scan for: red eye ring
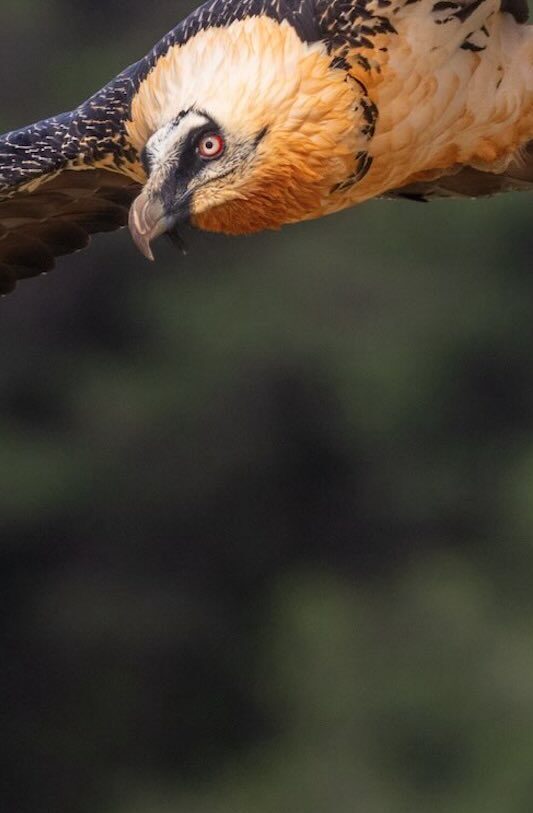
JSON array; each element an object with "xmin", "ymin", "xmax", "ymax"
[{"xmin": 197, "ymin": 133, "xmax": 225, "ymax": 160}]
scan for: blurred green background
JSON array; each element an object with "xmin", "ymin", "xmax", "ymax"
[{"xmin": 1, "ymin": 2, "xmax": 533, "ymax": 812}]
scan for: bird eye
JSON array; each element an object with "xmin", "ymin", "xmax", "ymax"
[{"xmin": 197, "ymin": 133, "xmax": 225, "ymax": 160}]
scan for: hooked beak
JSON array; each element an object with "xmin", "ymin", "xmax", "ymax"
[{"xmin": 128, "ymin": 190, "xmax": 176, "ymax": 262}]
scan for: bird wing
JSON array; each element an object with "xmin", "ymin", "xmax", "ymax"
[
  {"xmin": 0, "ymin": 69, "xmax": 147, "ymax": 294},
  {"xmin": 390, "ymin": 141, "xmax": 533, "ymax": 201}
]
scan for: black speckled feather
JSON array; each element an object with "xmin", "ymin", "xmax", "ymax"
[{"xmin": 0, "ymin": 69, "xmax": 146, "ymax": 293}]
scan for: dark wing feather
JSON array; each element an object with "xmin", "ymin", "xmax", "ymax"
[
  {"xmin": 0, "ymin": 169, "xmax": 141, "ymax": 294},
  {"xmin": 0, "ymin": 64, "xmax": 146, "ymax": 294},
  {"xmin": 390, "ymin": 142, "xmax": 533, "ymax": 202}
]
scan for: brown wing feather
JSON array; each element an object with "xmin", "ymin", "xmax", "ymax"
[
  {"xmin": 0, "ymin": 170, "xmax": 140, "ymax": 294},
  {"xmin": 391, "ymin": 141, "xmax": 533, "ymax": 201}
]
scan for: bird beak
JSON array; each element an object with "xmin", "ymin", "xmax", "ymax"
[{"xmin": 128, "ymin": 190, "xmax": 175, "ymax": 262}]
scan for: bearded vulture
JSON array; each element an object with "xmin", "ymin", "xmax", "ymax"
[{"xmin": 0, "ymin": 0, "xmax": 531, "ymax": 293}]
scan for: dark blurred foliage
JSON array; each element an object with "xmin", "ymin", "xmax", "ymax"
[{"xmin": 2, "ymin": 3, "xmax": 533, "ymax": 812}]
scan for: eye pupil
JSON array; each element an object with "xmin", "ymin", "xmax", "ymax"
[{"xmin": 198, "ymin": 133, "xmax": 224, "ymax": 159}]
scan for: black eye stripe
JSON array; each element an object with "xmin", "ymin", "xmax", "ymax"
[
  {"xmin": 187, "ymin": 123, "xmax": 220, "ymax": 151},
  {"xmin": 170, "ymin": 120, "xmax": 223, "ymax": 183},
  {"xmin": 140, "ymin": 145, "xmax": 152, "ymax": 174}
]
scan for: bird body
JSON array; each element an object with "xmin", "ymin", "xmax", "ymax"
[{"xmin": 0, "ymin": 0, "xmax": 531, "ymax": 292}]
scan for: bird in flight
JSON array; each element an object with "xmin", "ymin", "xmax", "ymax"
[{"xmin": 0, "ymin": 0, "xmax": 531, "ymax": 293}]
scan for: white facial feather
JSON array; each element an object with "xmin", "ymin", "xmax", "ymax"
[{"xmin": 144, "ymin": 112, "xmax": 211, "ymax": 166}]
